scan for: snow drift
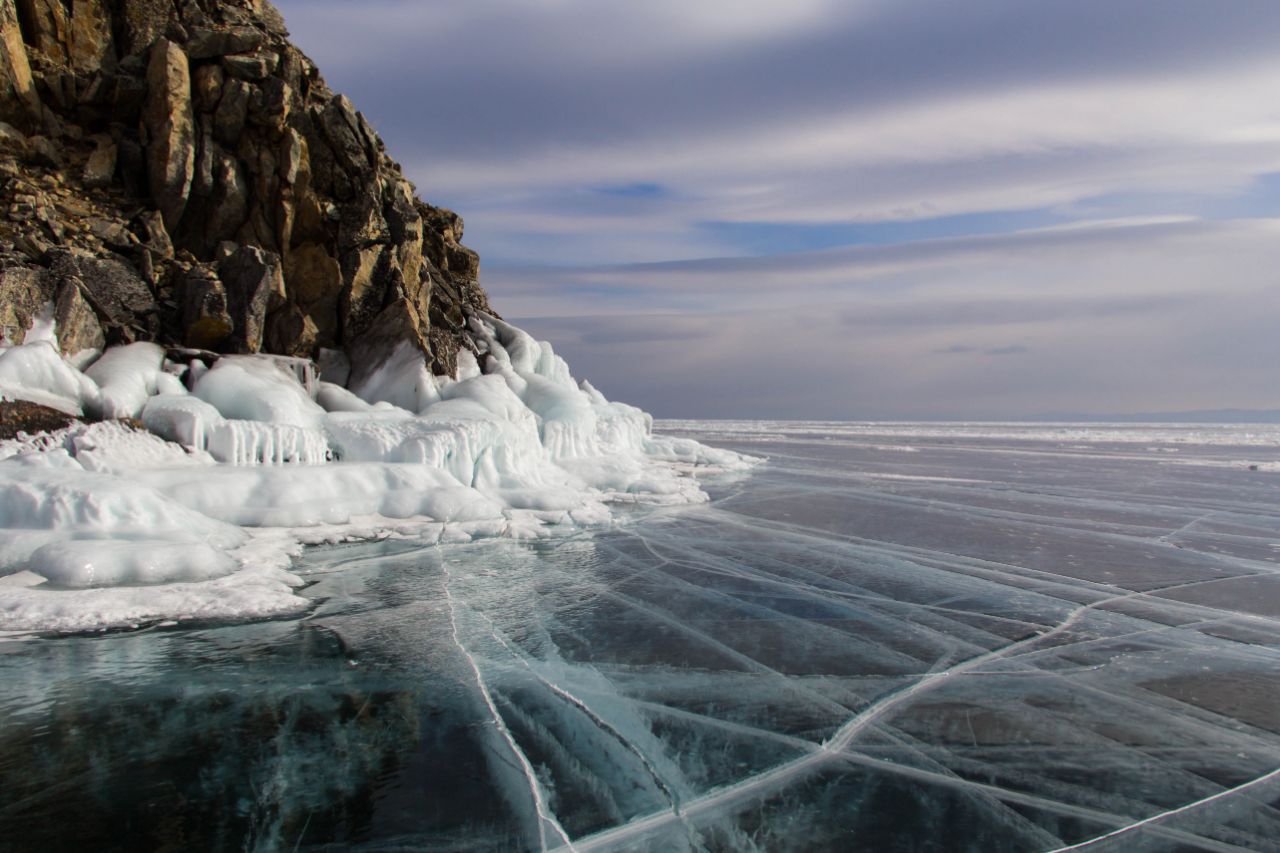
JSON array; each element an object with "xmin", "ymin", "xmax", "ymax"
[{"xmin": 0, "ymin": 312, "xmax": 755, "ymax": 633}]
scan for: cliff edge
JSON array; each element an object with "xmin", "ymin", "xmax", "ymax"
[{"xmin": 0, "ymin": 0, "xmax": 491, "ymax": 384}]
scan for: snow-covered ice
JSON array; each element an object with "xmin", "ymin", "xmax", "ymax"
[{"xmin": 0, "ymin": 311, "xmax": 754, "ymax": 633}]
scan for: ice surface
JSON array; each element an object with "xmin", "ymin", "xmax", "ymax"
[
  {"xmin": 1, "ymin": 424, "xmax": 1277, "ymax": 850},
  {"xmin": 85, "ymin": 341, "xmax": 170, "ymax": 419},
  {"xmin": 0, "ymin": 314, "xmax": 754, "ymax": 632}
]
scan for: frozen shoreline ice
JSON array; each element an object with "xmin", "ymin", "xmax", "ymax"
[{"xmin": 0, "ymin": 313, "xmax": 756, "ymax": 634}]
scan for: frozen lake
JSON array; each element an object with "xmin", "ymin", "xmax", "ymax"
[{"xmin": 3, "ymin": 421, "xmax": 1280, "ymax": 851}]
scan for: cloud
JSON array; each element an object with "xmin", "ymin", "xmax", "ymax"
[
  {"xmin": 269, "ymin": 2, "xmax": 1280, "ymax": 417},
  {"xmin": 275, "ymin": 0, "xmax": 1280, "ymax": 264},
  {"xmin": 508, "ymin": 219, "xmax": 1280, "ymax": 418}
]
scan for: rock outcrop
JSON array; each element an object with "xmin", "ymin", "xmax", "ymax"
[{"xmin": 0, "ymin": 0, "xmax": 491, "ymax": 380}]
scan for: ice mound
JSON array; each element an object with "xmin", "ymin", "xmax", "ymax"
[{"xmin": 0, "ymin": 310, "xmax": 757, "ymax": 633}]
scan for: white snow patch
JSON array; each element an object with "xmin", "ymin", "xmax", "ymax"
[{"xmin": 0, "ymin": 313, "xmax": 758, "ymax": 633}]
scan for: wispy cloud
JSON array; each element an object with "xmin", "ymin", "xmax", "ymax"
[{"xmin": 273, "ymin": 1, "xmax": 1280, "ymax": 416}]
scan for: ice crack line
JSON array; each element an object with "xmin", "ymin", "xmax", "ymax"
[
  {"xmin": 564, "ymin": 584, "xmax": 1196, "ymax": 852},
  {"xmin": 477, "ymin": 613, "xmax": 686, "ymax": 818},
  {"xmin": 1043, "ymin": 766, "xmax": 1280, "ymax": 852},
  {"xmin": 441, "ymin": 562, "xmax": 577, "ymax": 852}
]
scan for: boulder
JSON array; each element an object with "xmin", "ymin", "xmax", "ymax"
[
  {"xmin": 176, "ymin": 267, "xmax": 232, "ymax": 349},
  {"xmin": 218, "ymin": 245, "xmax": 284, "ymax": 352},
  {"xmin": 48, "ymin": 249, "xmax": 156, "ymax": 341},
  {"xmin": 142, "ymin": 38, "xmax": 195, "ymax": 232},
  {"xmin": 346, "ymin": 297, "xmax": 428, "ymax": 391},
  {"xmin": 213, "ymin": 78, "xmax": 250, "ymax": 146},
  {"xmin": 1, "ymin": 3, "xmax": 42, "ymax": 129},
  {"xmin": 82, "ymin": 134, "xmax": 117, "ymax": 187},
  {"xmin": 0, "ymin": 266, "xmax": 56, "ymax": 343},
  {"xmin": 53, "ymin": 277, "xmax": 106, "ymax": 356},
  {"xmin": 66, "ymin": 0, "xmax": 115, "ymax": 74}
]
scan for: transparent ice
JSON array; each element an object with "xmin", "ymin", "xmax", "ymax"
[{"xmin": 2, "ymin": 421, "xmax": 1279, "ymax": 851}]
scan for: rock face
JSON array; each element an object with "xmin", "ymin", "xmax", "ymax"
[{"xmin": 0, "ymin": 0, "xmax": 492, "ymax": 376}]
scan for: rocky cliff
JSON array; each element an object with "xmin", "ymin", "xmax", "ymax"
[{"xmin": 0, "ymin": 0, "xmax": 492, "ymax": 384}]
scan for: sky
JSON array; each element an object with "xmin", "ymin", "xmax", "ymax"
[{"xmin": 273, "ymin": 0, "xmax": 1280, "ymax": 419}]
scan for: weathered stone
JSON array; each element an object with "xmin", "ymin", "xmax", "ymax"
[
  {"xmin": 218, "ymin": 245, "xmax": 284, "ymax": 352},
  {"xmin": 53, "ymin": 277, "xmax": 105, "ymax": 356},
  {"xmin": 176, "ymin": 267, "xmax": 232, "ymax": 349},
  {"xmin": 28, "ymin": 134, "xmax": 62, "ymax": 168},
  {"xmin": 0, "ymin": 265, "xmax": 55, "ymax": 343},
  {"xmin": 340, "ymin": 243, "xmax": 388, "ymax": 340},
  {"xmin": 2, "ymin": 0, "xmax": 492, "ymax": 382},
  {"xmin": 133, "ymin": 209, "xmax": 174, "ymax": 260},
  {"xmin": 249, "ymin": 76, "xmax": 289, "ymax": 135},
  {"xmin": 143, "ymin": 38, "xmax": 195, "ymax": 232},
  {"xmin": 0, "ymin": 400, "xmax": 81, "ymax": 440},
  {"xmin": 213, "ymin": 77, "xmax": 250, "ymax": 147},
  {"xmin": 253, "ymin": 0, "xmax": 289, "ymax": 37},
  {"xmin": 192, "ymin": 117, "xmax": 215, "ymax": 196},
  {"xmin": 278, "ymin": 127, "xmax": 305, "ymax": 185},
  {"xmin": 14, "ymin": 0, "xmax": 69, "ymax": 65},
  {"xmin": 66, "ymin": 0, "xmax": 115, "ymax": 74},
  {"xmin": 317, "ymin": 95, "xmax": 368, "ymax": 174},
  {"xmin": 0, "ymin": 120, "xmax": 28, "ymax": 155},
  {"xmin": 223, "ymin": 51, "xmax": 278, "ymax": 81},
  {"xmin": 192, "ymin": 63, "xmax": 224, "ymax": 112},
  {"xmin": 87, "ymin": 217, "xmax": 136, "ymax": 251},
  {"xmin": 116, "ymin": 0, "xmax": 173, "ymax": 57},
  {"xmin": 82, "ymin": 134, "xmax": 117, "ymax": 187},
  {"xmin": 346, "ymin": 297, "xmax": 428, "ymax": 390},
  {"xmin": 265, "ymin": 303, "xmax": 319, "ymax": 356},
  {"xmin": 205, "ymin": 148, "xmax": 248, "ymax": 245},
  {"xmin": 0, "ymin": 27, "xmax": 35, "ymax": 123},
  {"xmin": 186, "ymin": 26, "xmax": 265, "ymax": 61},
  {"xmin": 48, "ymin": 248, "xmax": 156, "ymax": 340}
]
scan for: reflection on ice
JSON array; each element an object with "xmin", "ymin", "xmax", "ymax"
[{"xmin": 2, "ymin": 423, "xmax": 1280, "ymax": 850}]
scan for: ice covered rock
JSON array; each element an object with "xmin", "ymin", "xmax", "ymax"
[{"xmin": 0, "ymin": 312, "xmax": 759, "ymax": 633}]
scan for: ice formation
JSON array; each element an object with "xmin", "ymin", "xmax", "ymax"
[{"xmin": 0, "ymin": 311, "xmax": 754, "ymax": 634}]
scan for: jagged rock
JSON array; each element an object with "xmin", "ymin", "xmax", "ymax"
[
  {"xmin": 28, "ymin": 134, "xmax": 62, "ymax": 168},
  {"xmin": 0, "ymin": 120, "xmax": 28, "ymax": 155},
  {"xmin": 186, "ymin": 26, "xmax": 264, "ymax": 61},
  {"xmin": 116, "ymin": 0, "xmax": 174, "ymax": 57},
  {"xmin": 317, "ymin": 95, "xmax": 369, "ymax": 175},
  {"xmin": 285, "ymin": 242, "xmax": 342, "ymax": 309},
  {"xmin": 249, "ymin": 76, "xmax": 290, "ymax": 136},
  {"xmin": 47, "ymin": 249, "xmax": 156, "ymax": 342},
  {"xmin": 265, "ymin": 302, "xmax": 318, "ymax": 356},
  {"xmin": 1, "ymin": 2, "xmax": 43, "ymax": 129},
  {"xmin": 223, "ymin": 51, "xmax": 278, "ymax": 81},
  {"xmin": 192, "ymin": 63, "xmax": 224, "ymax": 113},
  {"xmin": 218, "ymin": 245, "xmax": 284, "ymax": 352},
  {"xmin": 53, "ymin": 277, "xmax": 105, "ymax": 356},
  {"xmin": 205, "ymin": 147, "xmax": 248, "ymax": 245},
  {"xmin": 347, "ymin": 297, "xmax": 428, "ymax": 390},
  {"xmin": 176, "ymin": 266, "xmax": 232, "ymax": 349},
  {"xmin": 0, "ymin": 265, "xmax": 55, "ymax": 343},
  {"xmin": 82, "ymin": 134, "xmax": 116, "ymax": 187},
  {"xmin": 2, "ymin": 0, "xmax": 491, "ymax": 380},
  {"xmin": 142, "ymin": 38, "xmax": 194, "ymax": 232},
  {"xmin": 213, "ymin": 77, "xmax": 249, "ymax": 146},
  {"xmin": 65, "ymin": 0, "xmax": 115, "ymax": 74},
  {"xmin": 0, "ymin": 400, "xmax": 80, "ymax": 440}
]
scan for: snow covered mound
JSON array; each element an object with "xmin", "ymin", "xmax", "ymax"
[{"xmin": 0, "ymin": 311, "xmax": 757, "ymax": 634}]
